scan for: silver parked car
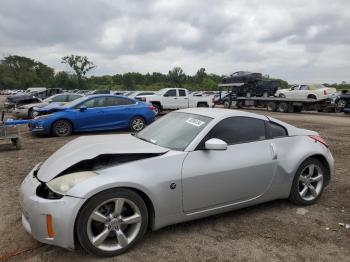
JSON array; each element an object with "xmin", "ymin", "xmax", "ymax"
[
  {"xmin": 13, "ymin": 93, "xmax": 83, "ymax": 119},
  {"xmin": 20, "ymin": 108, "xmax": 334, "ymax": 257}
]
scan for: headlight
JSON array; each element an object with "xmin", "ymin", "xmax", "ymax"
[
  {"xmin": 34, "ymin": 114, "xmax": 52, "ymax": 120},
  {"xmin": 46, "ymin": 171, "xmax": 97, "ymax": 195}
]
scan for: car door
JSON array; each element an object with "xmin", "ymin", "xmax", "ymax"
[
  {"xmin": 298, "ymin": 85, "xmax": 310, "ymax": 99},
  {"xmin": 162, "ymin": 89, "xmax": 178, "ymax": 109},
  {"xmin": 100, "ymin": 96, "xmax": 136, "ymax": 129},
  {"xmin": 72, "ymin": 97, "xmax": 109, "ymax": 131},
  {"xmin": 177, "ymin": 89, "xmax": 189, "ymax": 108},
  {"xmin": 182, "ymin": 116, "xmax": 277, "ymax": 213}
]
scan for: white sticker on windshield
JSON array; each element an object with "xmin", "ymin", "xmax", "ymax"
[{"xmin": 185, "ymin": 118, "xmax": 205, "ymax": 127}]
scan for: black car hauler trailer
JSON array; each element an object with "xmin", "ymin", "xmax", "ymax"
[{"xmin": 215, "ymin": 83, "xmax": 335, "ymax": 113}]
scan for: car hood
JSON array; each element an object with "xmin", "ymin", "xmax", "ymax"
[
  {"xmin": 22, "ymin": 102, "xmax": 48, "ymax": 108},
  {"xmin": 37, "ymin": 134, "xmax": 169, "ymax": 182},
  {"xmin": 35, "ymin": 102, "xmax": 67, "ymax": 112}
]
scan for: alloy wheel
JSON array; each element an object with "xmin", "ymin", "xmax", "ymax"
[
  {"xmin": 131, "ymin": 118, "xmax": 145, "ymax": 132},
  {"xmin": 54, "ymin": 120, "xmax": 71, "ymax": 136},
  {"xmin": 298, "ymin": 164, "xmax": 324, "ymax": 201},
  {"xmin": 87, "ymin": 198, "xmax": 142, "ymax": 252}
]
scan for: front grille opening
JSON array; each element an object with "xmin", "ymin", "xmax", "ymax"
[{"xmin": 36, "ymin": 183, "xmax": 63, "ymax": 199}]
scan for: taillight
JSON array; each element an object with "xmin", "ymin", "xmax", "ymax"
[
  {"xmin": 324, "ymin": 90, "xmax": 328, "ymax": 95},
  {"xmin": 149, "ymin": 105, "xmax": 155, "ymax": 111},
  {"xmin": 309, "ymin": 135, "xmax": 328, "ymax": 148}
]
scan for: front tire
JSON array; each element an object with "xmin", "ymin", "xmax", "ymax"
[
  {"xmin": 51, "ymin": 119, "xmax": 73, "ymax": 137},
  {"xmin": 76, "ymin": 189, "xmax": 148, "ymax": 257},
  {"xmin": 289, "ymin": 158, "xmax": 326, "ymax": 205}
]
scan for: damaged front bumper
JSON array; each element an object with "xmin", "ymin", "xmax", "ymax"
[{"xmin": 19, "ymin": 164, "xmax": 86, "ymax": 250}]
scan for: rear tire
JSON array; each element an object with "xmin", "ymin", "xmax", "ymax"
[
  {"xmin": 266, "ymin": 102, "xmax": 277, "ymax": 112},
  {"xmin": 224, "ymin": 100, "xmax": 231, "ymax": 108},
  {"xmin": 337, "ymin": 99, "xmax": 346, "ymax": 108},
  {"xmin": 197, "ymin": 102, "xmax": 207, "ymax": 107},
  {"xmin": 307, "ymin": 94, "xmax": 317, "ymax": 100},
  {"xmin": 129, "ymin": 116, "xmax": 146, "ymax": 132},
  {"xmin": 277, "ymin": 102, "xmax": 289, "ymax": 113},
  {"xmin": 289, "ymin": 158, "xmax": 326, "ymax": 205},
  {"xmin": 152, "ymin": 103, "xmax": 161, "ymax": 116},
  {"xmin": 52, "ymin": 119, "xmax": 73, "ymax": 137}
]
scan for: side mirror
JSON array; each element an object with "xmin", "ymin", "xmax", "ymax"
[
  {"xmin": 79, "ymin": 105, "xmax": 87, "ymax": 112},
  {"xmin": 205, "ymin": 138, "xmax": 227, "ymax": 150}
]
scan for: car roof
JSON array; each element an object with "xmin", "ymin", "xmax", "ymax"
[{"xmin": 176, "ymin": 108, "xmax": 268, "ymax": 121}]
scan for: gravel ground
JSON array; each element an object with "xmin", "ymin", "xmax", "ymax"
[{"xmin": 0, "ymin": 99, "xmax": 349, "ymax": 261}]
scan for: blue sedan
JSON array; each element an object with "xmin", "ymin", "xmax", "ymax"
[{"xmin": 29, "ymin": 95, "xmax": 155, "ymax": 136}]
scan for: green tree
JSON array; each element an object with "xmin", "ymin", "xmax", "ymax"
[
  {"xmin": 195, "ymin": 67, "xmax": 207, "ymax": 83},
  {"xmin": 61, "ymin": 55, "xmax": 95, "ymax": 88},
  {"xmin": 0, "ymin": 55, "xmax": 54, "ymax": 89},
  {"xmin": 167, "ymin": 67, "xmax": 186, "ymax": 87}
]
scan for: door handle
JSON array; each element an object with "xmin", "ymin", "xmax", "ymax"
[
  {"xmin": 173, "ymin": 97, "xmax": 178, "ymax": 99},
  {"xmin": 270, "ymin": 143, "xmax": 278, "ymax": 160}
]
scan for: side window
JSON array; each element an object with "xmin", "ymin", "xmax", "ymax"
[
  {"xmin": 268, "ymin": 122, "xmax": 288, "ymax": 138},
  {"xmin": 164, "ymin": 89, "xmax": 177, "ymax": 97},
  {"xmin": 300, "ymin": 85, "xmax": 309, "ymax": 90},
  {"xmin": 51, "ymin": 95, "xmax": 66, "ymax": 102},
  {"xmin": 82, "ymin": 97, "xmax": 107, "ymax": 108},
  {"xmin": 67, "ymin": 95, "xmax": 82, "ymax": 101},
  {"xmin": 106, "ymin": 97, "xmax": 135, "ymax": 106},
  {"xmin": 203, "ymin": 117, "xmax": 266, "ymax": 146},
  {"xmin": 138, "ymin": 92, "xmax": 154, "ymax": 96},
  {"xmin": 179, "ymin": 89, "xmax": 187, "ymax": 97}
]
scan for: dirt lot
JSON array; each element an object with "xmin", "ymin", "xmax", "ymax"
[{"xmin": 0, "ymin": 101, "xmax": 349, "ymax": 261}]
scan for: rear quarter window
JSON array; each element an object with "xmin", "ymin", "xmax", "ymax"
[{"xmin": 268, "ymin": 122, "xmax": 288, "ymax": 138}]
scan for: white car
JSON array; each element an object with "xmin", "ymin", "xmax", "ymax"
[
  {"xmin": 137, "ymin": 88, "xmax": 214, "ymax": 115},
  {"xmin": 275, "ymin": 84, "xmax": 337, "ymax": 100}
]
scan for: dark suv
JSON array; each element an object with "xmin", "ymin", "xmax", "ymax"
[{"xmin": 222, "ymin": 71, "xmax": 262, "ymax": 84}]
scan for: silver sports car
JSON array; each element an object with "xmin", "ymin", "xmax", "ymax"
[{"xmin": 20, "ymin": 108, "xmax": 334, "ymax": 257}]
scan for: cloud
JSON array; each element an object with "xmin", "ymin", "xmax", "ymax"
[{"xmin": 0, "ymin": 0, "xmax": 349, "ymax": 83}]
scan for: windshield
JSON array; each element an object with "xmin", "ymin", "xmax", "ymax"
[
  {"xmin": 136, "ymin": 112, "xmax": 212, "ymax": 151},
  {"xmin": 64, "ymin": 96, "xmax": 87, "ymax": 108},
  {"xmin": 155, "ymin": 88, "xmax": 168, "ymax": 95}
]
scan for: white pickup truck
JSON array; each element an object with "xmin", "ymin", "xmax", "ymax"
[{"xmin": 136, "ymin": 88, "xmax": 214, "ymax": 115}]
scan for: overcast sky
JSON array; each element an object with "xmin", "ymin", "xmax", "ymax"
[{"xmin": 0, "ymin": 0, "xmax": 349, "ymax": 83}]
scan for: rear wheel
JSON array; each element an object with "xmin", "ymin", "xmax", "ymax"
[
  {"xmin": 337, "ymin": 99, "xmax": 346, "ymax": 108},
  {"xmin": 266, "ymin": 102, "xmax": 277, "ymax": 112},
  {"xmin": 224, "ymin": 100, "xmax": 231, "ymax": 108},
  {"xmin": 76, "ymin": 189, "xmax": 148, "ymax": 257},
  {"xmin": 152, "ymin": 103, "xmax": 161, "ymax": 116},
  {"xmin": 307, "ymin": 94, "xmax": 317, "ymax": 100},
  {"xmin": 197, "ymin": 102, "xmax": 207, "ymax": 107},
  {"xmin": 277, "ymin": 102, "xmax": 289, "ymax": 113},
  {"xmin": 289, "ymin": 158, "xmax": 326, "ymax": 205},
  {"xmin": 129, "ymin": 117, "xmax": 146, "ymax": 132},
  {"xmin": 52, "ymin": 119, "xmax": 72, "ymax": 137}
]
